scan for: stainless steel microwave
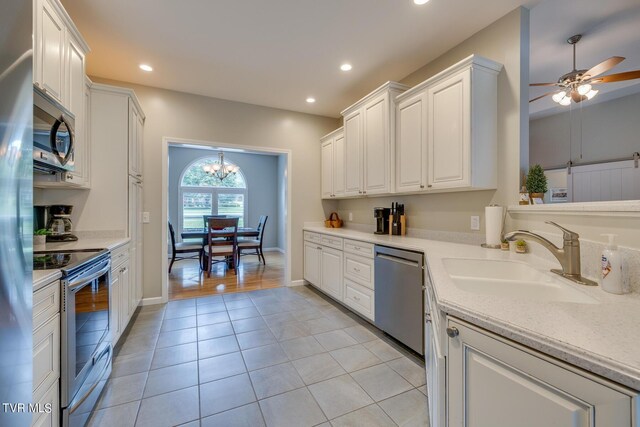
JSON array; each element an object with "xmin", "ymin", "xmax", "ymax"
[{"xmin": 33, "ymin": 86, "xmax": 75, "ymax": 173}]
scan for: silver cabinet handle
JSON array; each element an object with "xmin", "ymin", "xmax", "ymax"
[
  {"xmin": 425, "ymin": 313, "xmax": 431, "ymax": 322},
  {"xmin": 66, "ymin": 173, "xmax": 73, "ymax": 179},
  {"xmin": 353, "ymin": 246, "xmax": 360, "ymax": 250},
  {"xmin": 353, "ymin": 296, "xmax": 360, "ymax": 301},
  {"xmin": 427, "ymin": 184, "xmax": 433, "ymax": 188},
  {"xmin": 316, "ymin": 246, "xmax": 322, "ymax": 250},
  {"xmin": 420, "ymin": 184, "xmax": 425, "ymax": 189},
  {"xmin": 353, "ymin": 267, "xmax": 361, "ymax": 272},
  {"xmin": 446, "ymin": 327, "xmax": 459, "ymax": 338}
]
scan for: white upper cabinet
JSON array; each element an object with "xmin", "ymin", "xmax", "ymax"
[
  {"xmin": 320, "ymin": 128, "xmax": 344, "ymax": 199},
  {"xmin": 341, "ymin": 82, "xmax": 408, "ymax": 197},
  {"xmin": 64, "ymin": 35, "xmax": 88, "ymax": 186},
  {"xmin": 128, "ymin": 99, "xmax": 145, "ymax": 179},
  {"xmin": 395, "ymin": 55, "xmax": 502, "ymax": 193},
  {"xmin": 35, "ymin": 0, "xmax": 65, "ymax": 103},
  {"xmin": 396, "ymin": 92, "xmax": 426, "ymax": 192}
]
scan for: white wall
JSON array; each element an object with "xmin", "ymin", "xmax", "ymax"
[
  {"xmin": 336, "ymin": 8, "xmax": 530, "ymax": 236},
  {"xmin": 277, "ymin": 154, "xmax": 287, "ymax": 250},
  {"xmin": 168, "ymin": 146, "xmax": 281, "ymax": 248},
  {"xmin": 531, "ymin": 92, "xmax": 640, "ymax": 169}
]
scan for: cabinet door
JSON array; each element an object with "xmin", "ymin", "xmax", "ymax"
[
  {"xmin": 37, "ymin": 0, "xmax": 65, "ymax": 103},
  {"xmin": 128, "ymin": 100, "xmax": 140, "ymax": 177},
  {"xmin": 128, "ymin": 247, "xmax": 138, "ymax": 316},
  {"xmin": 303, "ymin": 242, "xmax": 321, "ymax": 286},
  {"xmin": 119, "ymin": 261, "xmax": 131, "ymax": 333},
  {"xmin": 427, "ymin": 69, "xmax": 470, "ymax": 189},
  {"xmin": 447, "ymin": 318, "xmax": 632, "ymax": 427},
  {"xmin": 136, "ymin": 115, "xmax": 144, "ymax": 178},
  {"xmin": 320, "ymin": 246, "xmax": 342, "ymax": 301},
  {"xmin": 344, "ymin": 110, "xmax": 363, "ymax": 196},
  {"xmin": 110, "ymin": 269, "xmax": 121, "ymax": 344},
  {"xmin": 396, "ymin": 93, "xmax": 426, "ymax": 192},
  {"xmin": 32, "ymin": 379, "xmax": 59, "ymax": 427},
  {"xmin": 321, "ymin": 139, "xmax": 333, "ymax": 199},
  {"xmin": 32, "ymin": 314, "xmax": 60, "ymax": 399},
  {"xmin": 136, "ymin": 183, "xmax": 143, "ymax": 306},
  {"xmin": 363, "ymin": 94, "xmax": 389, "ymax": 194},
  {"xmin": 425, "ymin": 316, "xmax": 445, "ymax": 427},
  {"xmin": 66, "ymin": 36, "xmax": 86, "ymax": 185},
  {"xmin": 333, "ymin": 132, "xmax": 345, "ymax": 197}
]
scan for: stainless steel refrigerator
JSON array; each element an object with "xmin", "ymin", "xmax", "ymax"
[{"xmin": 0, "ymin": 1, "xmax": 33, "ymax": 426}]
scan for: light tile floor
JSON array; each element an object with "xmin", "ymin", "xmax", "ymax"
[{"xmin": 88, "ymin": 285, "xmax": 429, "ymax": 427}]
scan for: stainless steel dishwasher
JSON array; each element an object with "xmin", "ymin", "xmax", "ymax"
[{"xmin": 374, "ymin": 245, "xmax": 424, "ymax": 355}]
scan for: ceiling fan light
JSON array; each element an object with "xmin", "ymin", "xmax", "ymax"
[
  {"xmin": 559, "ymin": 96, "xmax": 571, "ymax": 106},
  {"xmin": 585, "ymin": 89, "xmax": 598, "ymax": 100},
  {"xmin": 577, "ymin": 84, "xmax": 592, "ymax": 96},
  {"xmin": 552, "ymin": 91, "xmax": 567, "ymax": 103}
]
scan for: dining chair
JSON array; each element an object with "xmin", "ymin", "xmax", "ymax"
[
  {"xmin": 238, "ymin": 215, "xmax": 268, "ymax": 265},
  {"xmin": 168, "ymin": 222, "xmax": 203, "ymax": 273},
  {"xmin": 203, "ymin": 217, "xmax": 239, "ymax": 277},
  {"xmin": 202, "ymin": 214, "xmax": 227, "ymax": 228}
]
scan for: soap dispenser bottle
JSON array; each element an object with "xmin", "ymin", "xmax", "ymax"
[{"xmin": 601, "ymin": 234, "xmax": 625, "ymax": 294}]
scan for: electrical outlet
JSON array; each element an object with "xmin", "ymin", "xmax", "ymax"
[
  {"xmin": 348, "ymin": 212, "xmax": 353, "ymax": 221},
  {"xmin": 142, "ymin": 212, "xmax": 150, "ymax": 223},
  {"xmin": 470, "ymin": 215, "xmax": 480, "ymax": 231}
]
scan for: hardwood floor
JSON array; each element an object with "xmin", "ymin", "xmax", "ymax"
[{"xmin": 169, "ymin": 251, "xmax": 285, "ymax": 300}]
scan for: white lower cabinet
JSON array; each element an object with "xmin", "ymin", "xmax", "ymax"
[
  {"xmin": 320, "ymin": 246, "xmax": 343, "ymax": 301},
  {"xmin": 447, "ymin": 318, "xmax": 635, "ymax": 427},
  {"xmin": 110, "ymin": 244, "xmax": 133, "ymax": 346},
  {"xmin": 32, "ymin": 379, "xmax": 59, "ymax": 427},
  {"xmin": 343, "ymin": 279, "xmax": 374, "ymax": 320},
  {"xmin": 303, "ymin": 242, "xmax": 322, "ymax": 287},
  {"xmin": 32, "ymin": 313, "xmax": 60, "ymax": 401}
]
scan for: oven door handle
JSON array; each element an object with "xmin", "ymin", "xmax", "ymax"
[{"xmin": 68, "ymin": 261, "xmax": 110, "ymax": 290}]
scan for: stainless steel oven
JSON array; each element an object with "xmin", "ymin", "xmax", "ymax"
[
  {"xmin": 33, "ymin": 85, "xmax": 75, "ymax": 174},
  {"xmin": 58, "ymin": 250, "xmax": 112, "ymax": 427}
]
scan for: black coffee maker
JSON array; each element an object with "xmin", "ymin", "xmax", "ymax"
[{"xmin": 373, "ymin": 207, "xmax": 391, "ymax": 235}]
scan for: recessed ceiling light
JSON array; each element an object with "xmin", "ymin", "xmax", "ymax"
[
  {"xmin": 340, "ymin": 63, "xmax": 352, "ymax": 71},
  {"xmin": 414, "ymin": 0, "xmax": 430, "ymax": 4},
  {"xmin": 139, "ymin": 64, "xmax": 153, "ymax": 72},
  {"xmin": 306, "ymin": 97, "xmax": 316, "ymax": 103}
]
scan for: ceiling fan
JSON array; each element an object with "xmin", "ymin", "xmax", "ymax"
[{"xmin": 530, "ymin": 34, "xmax": 640, "ymax": 105}]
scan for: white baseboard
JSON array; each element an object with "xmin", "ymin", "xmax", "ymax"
[
  {"xmin": 289, "ymin": 279, "xmax": 306, "ymax": 287},
  {"xmin": 263, "ymin": 247, "xmax": 284, "ymax": 253},
  {"xmin": 141, "ymin": 297, "xmax": 165, "ymax": 306}
]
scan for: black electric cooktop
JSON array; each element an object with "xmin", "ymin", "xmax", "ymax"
[{"xmin": 33, "ymin": 249, "xmax": 108, "ymax": 273}]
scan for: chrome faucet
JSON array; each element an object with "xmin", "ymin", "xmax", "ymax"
[{"xmin": 503, "ymin": 221, "xmax": 597, "ymax": 286}]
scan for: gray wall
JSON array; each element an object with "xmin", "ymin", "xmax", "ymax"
[
  {"xmin": 168, "ymin": 146, "xmax": 280, "ymax": 248},
  {"xmin": 336, "ymin": 8, "xmax": 530, "ymax": 234},
  {"xmin": 530, "ymin": 92, "xmax": 640, "ymax": 169}
]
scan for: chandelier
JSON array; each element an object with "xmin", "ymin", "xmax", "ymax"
[{"xmin": 202, "ymin": 152, "xmax": 239, "ymax": 181}]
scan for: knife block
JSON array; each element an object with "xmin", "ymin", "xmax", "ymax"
[{"xmin": 388, "ymin": 215, "xmax": 406, "ymax": 236}]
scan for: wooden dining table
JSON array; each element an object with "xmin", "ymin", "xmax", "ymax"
[{"xmin": 181, "ymin": 227, "xmax": 259, "ymax": 270}]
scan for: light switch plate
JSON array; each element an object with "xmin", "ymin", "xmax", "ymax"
[
  {"xmin": 142, "ymin": 212, "xmax": 150, "ymax": 223},
  {"xmin": 470, "ymin": 215, "xmax": 480, "ymax": 231}
]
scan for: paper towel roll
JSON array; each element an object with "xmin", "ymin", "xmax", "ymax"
[{"xmin": 485, "ymin": 205, "xmax": 503, "ymax": 246}]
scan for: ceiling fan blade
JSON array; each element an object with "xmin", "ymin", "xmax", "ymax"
[
  {"xmin": 581, "ymin": 56, "xmax": 625, "ymax": 80},
  {"xmin": 530, "ymin": 82, "xmax": 558, "ymax": 86},
  {"xmin": 590, "ymin": 70, "xmax": 640, "ymax": 84},
  {"xmin": 529, "ymin": 91, "xmax": 556, "ymax": 103}
]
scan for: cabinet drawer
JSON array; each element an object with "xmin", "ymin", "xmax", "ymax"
[
  {"xmin": 344, "ymin": 239, "xmax": 374, "ymax": 258},
  {"xmin": 33, "ymin": 314, "xmax": 60, "ymax": 399},
  {"xmin": 344, "ymin": 279, "xmax": 374, "ymax": 320},
  {"xmin": 111, "ymin": 244, "xmax": 130, "ymax": 272},
  {"xmin": 32, "ymin": 379, "xmax": 59, "ymax": 427},
  {"xmin": 344, "ymin": 253, "xmax": 374, "ymax": 289},
  {"xmin": 304, "ymin": 231, "xmax": 322, "ymax": 244},
  {"xmin": 321, "ymin": 235, "xmax": 343, "ymax": 250},
  {"xmin": 33, "ymin": 281, "xmax": 60, "ymax": 331}
]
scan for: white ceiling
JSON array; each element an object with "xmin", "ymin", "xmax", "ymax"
[
  {"xmin": 529, "ymin": 0, "xmax": 640, "ymax": 118},
  {"xmin": 61, "ymin": 0, "xmax": 537, "ymax": 118}
]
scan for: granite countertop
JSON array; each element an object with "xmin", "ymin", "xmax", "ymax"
[
  {"xmin": 303, "ymin": 226, "xmax": 640, "ymax": 391},
  {"xmin": 32, "ymin": 237, "xmax": 131, "ymax": 292}
]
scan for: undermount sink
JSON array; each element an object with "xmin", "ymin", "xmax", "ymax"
[{"xmin": 442, "ymin": 258, "xmax": 598, "ymax": 304}]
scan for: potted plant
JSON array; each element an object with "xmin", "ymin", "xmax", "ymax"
[
  {"xmin": 515, "ymin": 239, "xmax": 527, "ymax": 254},
  {"xmin": 34, "ymin": 229, "xmax": 49, "ymax": 246},
  {"xmin": 526, "ymin": 164, "xmax": 548, "ymax": 203},
  {"xmin": 500, "ymin": 238, "xmax": 510, "ymax": 251}
]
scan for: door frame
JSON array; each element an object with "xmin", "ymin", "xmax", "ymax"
[{"xmin": 161, "ymin": 136, "xmax": 293, "ymax": 303}]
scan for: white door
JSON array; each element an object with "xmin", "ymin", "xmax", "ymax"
[
  {"xmin": 427, "ymin": 69, "xmax": 471, "ymax": 189},
  {"xmin": 66, "ymin": 36, "xmax": 86, "ymax": 184},
  {"xmin": 447, "ymin": 318, "xmax": 632, "ymax": 427},
  {"xmin": 333, "ymin": 133, "xmax": 345, "ymax": 197},
  {"xmin": 303, "ymin": 242, "xmax": 321, "ymax": 286},
  {"xmin": 363, "ymin": 94, "xmax": 389, "ymax": 194},
  {"xmin": 38, "ymin": 0, "xmax": 65, "ymax": 103},
  {"xmin": 320, "ymin": 247, "xmax": 343, "ymax": 301},
  {"xmin": 321, "ymin": 139, "xmax": 333, "ymax": 199},
  {"xmin": 344, "ymin": 110, "xmax": 362, "ymax": 196},
  {"xmin": 396, "ymin": 93, "xmax": 426, "ymax": 192}
]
